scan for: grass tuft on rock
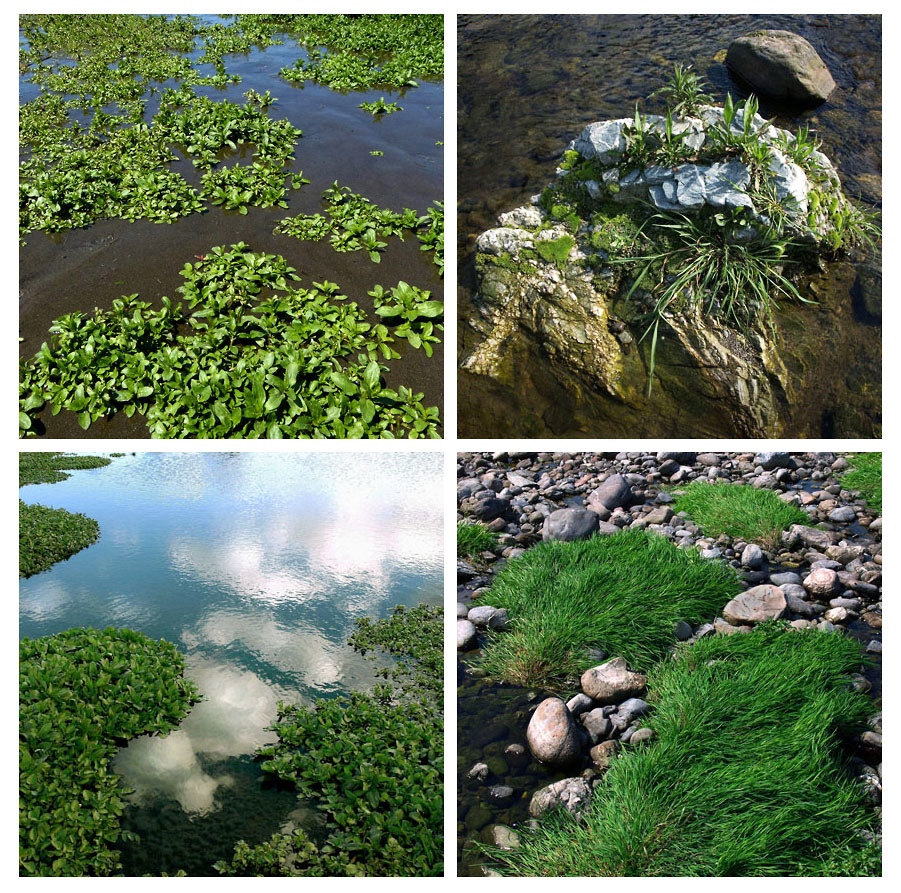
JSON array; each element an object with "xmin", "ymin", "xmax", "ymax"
[
  {"xmin": 477, "ymin": 529, "xmax": 740, "ymax": 686},
  {"xmin": 674, "ymin": 480, "xmax": 808, "ymax": 549},
  {"xmin": 840, "ymin": 453, "xmax": 881, "ymax": 513},
  {"xmin": 457, "ymin": 520, "xmax": 498, "ymax": 559},
  {"xmin": 487, "ymin": 623, "xmax": 877, "ymax": 877}
]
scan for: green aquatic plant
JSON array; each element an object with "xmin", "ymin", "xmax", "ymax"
[
  {"xmin": 19, "ymin": 500, "xmax": 100, "ymax": 577},
  {"xmin": 614, "ymin": 207, "xmax": 812, "ymax": 395},
  {"xmin": 369, "ymin": 281, "xmax": 444, "ymax": 356},
  {"xmin": 650, "ymin": 63, "xmax": 713, "ymax": 117},
  {"xmin": 477, "ymin": 529, "xmax": 740, "ymax": 686},
  {"xmin": 19, "ymin": 244, "xmax": 441, "ymax": 438},
  {"xmin": 358, "ymin": 97, "xmax": 402, "ymax": 116},
  {"xmin": 276, "ymin": 14, "xmax": 442, "ymax": 91},
  {"xmin": 674, "ymin": 480, "xmax": 808, "ymax": 549},
  {"xmin": 20, "ymin": 628, "xmax": 200, "ymax": 876},
  {"xmin": 19, "ymin": 451, "xmax": 111, "ymax": 486},
  {"xmin": 485, "ymin": 623, "xmax": 878, "ymax": 877},
  {"xmin": 216, "ymin": 604, "xmax": 443, "ymax": 877},
  {"xmin": 19, "ymin": 452, "xmax": 113, "ymax": 575},
  {"xmin": 275, "ymin": 182, "xmax": 439, "ymax": 268}
]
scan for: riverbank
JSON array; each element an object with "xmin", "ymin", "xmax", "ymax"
[{"xmin": 457, "ymin": 451, "xmax": 881, "ymax": 876}]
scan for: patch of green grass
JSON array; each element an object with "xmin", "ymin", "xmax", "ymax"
[
  {"xmin": 457, "ymin": 520, "xmax": 499, "ymax": 559},
  {"xmin": 478, "ymin": 529, "xmax": 740, "ymax": 686},
  {"xmin": 19, "ymin": 452, "xmax": 110, "ymax": 486},
  {"xmin": 20, "ymin": 628, "xmax": 201, "ymax": 876},
  {"xmin": 487, "ymin": 623, "xmax": 877, "ymax": 877},
  {"xmin": 19, "ymin": 500, "xmax": 100, "ymax": 577},
  {"xmin": 840, "ymin": 453, "xmax": 881, "ymax": 513},
  {"xmin": 674, "ymin": 481, "xmax": 808, "ymax": 549},
  {"xmin": 216, "ymin": 604, "xmax": 442, "ymax": 876}
]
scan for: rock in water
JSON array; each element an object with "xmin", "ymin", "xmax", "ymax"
[
  {"xmin": 528, "ymin": 776, "xmax": 593, "ymax": 819},
  {"xmin": 726, "ymin": 30, "xmax": 836, "ymax": 104},
  {"xmin": 526, "ymin": 697, "xmax": 583, "ymax": 765}
]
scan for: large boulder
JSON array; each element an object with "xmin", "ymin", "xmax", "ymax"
[
  {"xmin": 542, "ymin": 507, "xmax": 600, "ymax": 542},
  {"xmin": 526, "ymin": 697, "xmax": 583, "ymax": 765},
  {"xmin": 726, "ymin": 30, "xmax": 836, "ymax": 105},
  {"xmin": 581, "ymin": 657, "xmax": 647, "ymax": 704},
  {"xmin": 722, "ymin": 584, "xmax": 787, "ymax": 624}
]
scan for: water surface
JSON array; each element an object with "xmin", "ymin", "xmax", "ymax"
[{"xmin": 20, "ymin": 451, "xmax": 443, "ymax": 875}]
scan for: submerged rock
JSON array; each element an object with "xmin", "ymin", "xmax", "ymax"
[{"xmin": 528, "ymin": 776, "xmax": 593, "ymax": 819}]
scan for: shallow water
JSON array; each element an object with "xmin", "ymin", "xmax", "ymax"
[
  {"xmin": 19, "ymin": 452, "xmax": 443, "ymax": 875},
  {"xmin": 19, "ymin": 19, "xmax": 444, "ymax": 437},
  {"xmin": 457, "ymin": 14, "xmax": 881, "ymax": 438}
]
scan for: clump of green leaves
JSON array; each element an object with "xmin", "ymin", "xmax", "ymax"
[
  {"xmin": 674, "ymin": 480, "xmax": 809, "ymax": 549},
  {"xmin": 215, "ymin": 604, "xmax": 442, "ymax": 877},
  {"xmin": 839, "ymin": 453, "xmax": 881, "ymax": 513},
  {"xmin": 650, "ymin": 63, "xmax": 713, "ymax": 117},
  {"xmin": 19, "ymin": 244, "xmax": 441, "ymax": 438},
  {"xmin": 275, "ymin": 182, "xmax": 438, "ymax": 268},
  {"xmin": 19, "ymin": 501, "xmax": 100, "ymax": 577},
  {"xmin": 369, "ymin": 281, "xmax": 444, "ymax": 357},
  {"xmin": 20, "ymin": 628, "xmax": 201, "ymax": 876},
  {"xmin": 358, "ymin": 97, "xmax": 402, "ymax": 116},
  {"xmin": 19, "ymin": 452, "xmax": 110, "ymax": 486},
  {"xmin": 536, "ymin": 234, "xmax": 575, "ymax": 267},
  {"xmin": 276, "ymin": 14, "xmax": 442, "ymax": 91}
]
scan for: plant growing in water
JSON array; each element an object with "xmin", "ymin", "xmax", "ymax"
[{"xmin": 358, "ymin": 97, "xmax": 402, "ymax": 116}]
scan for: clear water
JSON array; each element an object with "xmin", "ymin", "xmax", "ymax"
[{"xmin": 19, "ymin": 451, "xmax": 443, "ymax": 875}]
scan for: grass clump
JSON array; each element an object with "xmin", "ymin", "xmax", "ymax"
[
  {"xmin": 674, "ymin": 481, "xmax": 808, "ymax": 549},
  {"xmin": 487, "ymin": 623, "xmax": 878, "ymax": 877},
  {"xmin": 477, "ymin": 529, "xmax": 740, "ymax": 687},
  {"xmin": 840, "ymin": 453, "xmax": 881, "ymax": 513},
  {"xmin": 216, "ymin": 604, "xmax": 442, "ymax": 876},
  {"xmin": 20, "ymin": 628, "xmax": 200, "ymax": 876},
  {"xmin": 457, "ymin": 520, "xmax": 498, "ymax": 559}
]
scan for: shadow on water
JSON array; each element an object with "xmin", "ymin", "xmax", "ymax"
[
  {"xmin": 457, "ymin": 14, "xmax": 880, "ymax": 438},
  {"xmin": 20, "ymin": 26, "xmax": 444, "ymax": 438}
]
